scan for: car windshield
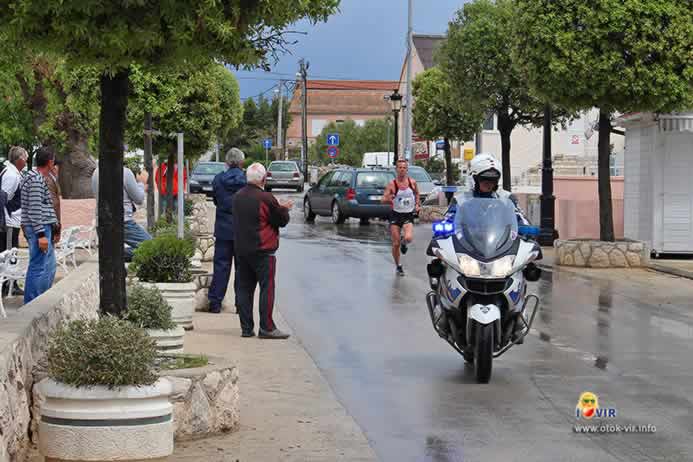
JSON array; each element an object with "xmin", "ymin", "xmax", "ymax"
[
  {"xmin": 270, "ymin": 162, "xmax": 298, "ymax": 172},
  {"xmin": 408, "ymin": 168, "xmax": 432, "ymax": 182},
  {"xmin": 193, "ymin": 163, "xmax": 225, "ymax": 175},
  {"xmin": 356, "ymin": 171, "xmax": 395, "ymax": 188},
  {"xmin": 453, "ymin": 194, "xmax": 518, "ymax": 260}
]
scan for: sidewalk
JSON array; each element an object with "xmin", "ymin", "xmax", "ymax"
[
  {"xmin": 170, "ymin": 308, "xmax": 378, "ymax": 462},
  {"xmin": 538, "ymin": 246, "xmax": 693, "ymax": 280}
]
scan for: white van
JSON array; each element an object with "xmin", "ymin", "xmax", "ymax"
[{"xmin": 362, "ymin": 152, "xmax": 395, "ymax": 168}]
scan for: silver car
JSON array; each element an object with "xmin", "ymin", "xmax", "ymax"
[{"xmin": 265, "ymin": 161, "xmax": 305, "ymax": 192}]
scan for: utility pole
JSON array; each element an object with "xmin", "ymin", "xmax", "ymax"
[
  {"xmin": 299, "ymin": 59, "xmax": 309, "ymax": 181},
  {"xmin": 276, "ymin": 82, "xmax": 284, "ymax": 161},
  {"xmin": 143, "ymin": 112, "xmax": 156, "ymax": 232},
  {"xmin": 404, "ymin": 0, "xmax": 414, "ymax": 162}
]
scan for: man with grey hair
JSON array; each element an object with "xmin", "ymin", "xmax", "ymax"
[
  {"xmin": 0, "ymin": 146, "xmax": 28, "ymax": 295},
  {"xmin": 208, "ymin": 147, "xmax": 247, "ymax": 313},
  {"xmin": 232, "ymin": 162, "xmax": 293, "ymax": 338}
]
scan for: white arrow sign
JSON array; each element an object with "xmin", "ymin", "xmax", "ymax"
[{"xmin": 327, "ymin": 133, "xmax": 340, "ymax": 146}]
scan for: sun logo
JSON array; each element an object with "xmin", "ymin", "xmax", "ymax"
[{"xmin": 576, "ymin": 392, "xmax": 599, "ymax": 419}]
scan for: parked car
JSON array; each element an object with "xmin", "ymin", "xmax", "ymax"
[
  {"xmin": 266, "ymin": 160, "xmax": 304, "ymax": 192},
  {"xmin": 303, "ymin": 167, "xmax": 395, "ymax": 224},
  {"xmin": 189, "ymin": 162, "xmax": 226, "ymax": 197}
]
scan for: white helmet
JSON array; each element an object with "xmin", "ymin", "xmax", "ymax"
[{"xmin": 470, "ymin": 153, "xmax": 501, "ymax": 181}]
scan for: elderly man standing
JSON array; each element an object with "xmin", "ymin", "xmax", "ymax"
[
  {"xmin": 208, "ymin": 148, "xmax": 247, "ymax": 313},
  {"xmin": 0, "ymin": 146, "xmax": 28, "ymax": 296},
  {"xmin": 232, "ymin": 162, "xmax": 293, "ymax": 339}
]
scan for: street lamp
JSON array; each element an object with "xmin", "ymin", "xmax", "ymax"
[
  {"xmin": 389, "ymin": 89, "xmax": 403, "ymax": 166},
  {"xmin": 539, "ymin": 104, "xmax": 558, "ymax": 246}
]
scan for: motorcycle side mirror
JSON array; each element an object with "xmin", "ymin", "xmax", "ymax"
[{"xmin": 523, "ymin": 263, "xmax": 542, "ymax": 282}]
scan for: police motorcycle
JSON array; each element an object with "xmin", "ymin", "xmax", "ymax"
[{"xmin": 425, "ymin": 192, "xmax": 543, "ymax": 383}]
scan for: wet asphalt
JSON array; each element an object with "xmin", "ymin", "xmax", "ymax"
[{"xmin": 268, "ymin": 190, "xmax": 693, "ymax": 462}]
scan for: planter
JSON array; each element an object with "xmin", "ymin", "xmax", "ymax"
[
  {"xmin": 555, "ymin": 239, "xmax": 650, "ymax": 268},
  {"xmin": 147, "ymin": 326, "xmax": 185, "ymax": 354},
  {"xmin": 140, "ymin": 282, "xmax": 196, "ymax": 330},
  {"xmin": 36, "ymin": 378, "xmax": 173, "ymax": 462}
]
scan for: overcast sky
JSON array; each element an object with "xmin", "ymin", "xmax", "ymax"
[{"xmin": 233, "ymin": 0, "xmax": 468, "ymax": 100}]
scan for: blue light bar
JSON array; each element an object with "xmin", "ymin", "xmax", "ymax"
[{"xmin": 518, "ymin": 225, "xmax": 540, "ymax": 236}]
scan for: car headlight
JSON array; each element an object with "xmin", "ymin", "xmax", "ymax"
[{"xmin": 189, "ymin": 179, "xmax": 199, "ymax": 185}]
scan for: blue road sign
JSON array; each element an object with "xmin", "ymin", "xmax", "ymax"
[
  {"xmin": 327, "ymin": 133, "xmax": 340, "ymax": 146},
  {"xmin": 436, "ymin": 140, "xmax": 445, "ymax": 150},
  {"xmin": 327, "ymin": 146, "xmax": 339, "ymax": 158},
  {"xmin": 263, "ymin": 138, "xmax": 272, "ymax": 149}
]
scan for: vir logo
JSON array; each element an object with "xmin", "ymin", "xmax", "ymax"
[{"xmin": 575, "ymin": 392, "xmax": 617, "ymax": 419}]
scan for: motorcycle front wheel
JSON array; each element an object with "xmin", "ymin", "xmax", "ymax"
[{"xmin": 474, "ymin": 323, "xmax": 494, "ymax": 383}]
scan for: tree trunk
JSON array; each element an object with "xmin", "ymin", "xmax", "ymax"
[
  {"xmin": 166, "ymin": 148, "xmax": 175, "ymax": 222},
  {"xmin": 444, "ymin": 137, "xmax": 453, "ymax": 186},
  {"xmin": 59, "ymin": 129, "xmax": 96, "ymax": 198},
  {"xmin": 497, "ymin": 112, "xmax": 514, "ymax": 192},
  {"xmin": 97, "ymin": 69, "xmax": 129, "ymax": 316},
  {"xmin": 144, "ymin": 113, "xmax": 155, "ymax": 232},
  {"xmin": 598, "ymin": 109, "xmax": 615, "ymax": 242}
]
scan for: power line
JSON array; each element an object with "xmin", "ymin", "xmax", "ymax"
[{"xmin": 240, "ymin": 83, "xmax": 279, "ymax": 101}]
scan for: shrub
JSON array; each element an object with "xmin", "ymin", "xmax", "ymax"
[
  {"xmin": 152, "ymin": 215, "xmax": 196, "ymax": 249},
  {"xmin": 46, "ymin": 317, "xmax": 158, "ymax": 389},
  {"xmin": 124, "ymin": 283, "xmax": 177, "ymax": 330},
  {"xmin": 131, "ymin": 234, "xmax": 194, "ymax": 283},
  {"xmin": 184, "ymin": 198, "xmax": 194, "ymax": 217}
]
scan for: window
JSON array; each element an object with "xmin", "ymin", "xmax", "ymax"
[
  {"xmin": 336, "ymin": 119, "xmax": 345, "ymax": 126},
  {"xmin": 318, "ymin": 172, "xmax": 334, "ymax": 187},
  {"xmin": 268, "ymin": 162, "xmax": 298, "ymax": 172},
  {"xmin": 356, "ymin": 172, "xmax": 395, "ymax": 188},
  {"xmin": 193, "ymin": 163, "xmax": 226, "ymax": 175},
  {"xmin": 483, "ymin": 113, "xmax": 495, "ymax": 131},
  {"xmin": 328, "ymin": 172, "xmax": 345, "ymax": 187},
  {"xmin": 339, "ymin": 172, "xmax": 354, "ymax": 187},
  {"xmin": 407, "ymin": 167, "xmax": 432, "ymax": 182},
  {"xmin": 312, "ymin": 119, "xmax": 328, "ymax": 137}
]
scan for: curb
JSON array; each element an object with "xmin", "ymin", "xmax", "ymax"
[{"xmin": 648, "ymin": 264, "xmax": 693, "ymax": 281}]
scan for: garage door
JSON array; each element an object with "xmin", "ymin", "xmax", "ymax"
[{"xmin": 662, "ymin": 134, "xmax": 693, "ymax": 252}]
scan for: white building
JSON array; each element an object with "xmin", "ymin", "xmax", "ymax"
[{"xmin": 617, "ymin": 111, "xmax": 693, "ymax": 255}]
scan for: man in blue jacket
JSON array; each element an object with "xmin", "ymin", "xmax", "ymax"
[{"xmin": 208, "ymin": 148, "xmax": 247, "ymax": 313}]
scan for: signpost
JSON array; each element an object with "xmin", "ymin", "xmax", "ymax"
[
  {"xmin": 327, "ymin": 146, "xmax": 339, "ymax": 159},
  {"xmin": 263, "ymin": 138, "xmax": 272, "ymax": 164},
  {"xmin": 327, "ymin": 133, "xmax": 340, "ymax": 146}
]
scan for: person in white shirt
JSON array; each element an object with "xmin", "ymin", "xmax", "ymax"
[{"xmin": 0, "ymin": 146, "xmax": 28, "ymax": 296}]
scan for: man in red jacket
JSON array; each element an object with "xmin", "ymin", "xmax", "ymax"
[{"xmin": 232, "ymin": 162, "xmax": 294, "ymax": 339}]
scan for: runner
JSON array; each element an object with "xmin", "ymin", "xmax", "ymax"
[{"xmin": 382, "ymin": 159, "xmax": 420, "ymax": 276}]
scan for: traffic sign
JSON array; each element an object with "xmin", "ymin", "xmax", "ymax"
[
  {"xmin": 263, "ymin": 138, "xmax": 272, "ymax": 149},
  {"xmin": 327, "ymin": 133, "xmax": 340, "ymax": 146},
  {"xmin": 327, "ymin": 146, "xmax": 339, "ymax": 158}
]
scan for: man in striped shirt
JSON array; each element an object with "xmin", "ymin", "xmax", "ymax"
[{"xmin": 21, "ymin": 148, "xmax": 58, "ymax": 304}]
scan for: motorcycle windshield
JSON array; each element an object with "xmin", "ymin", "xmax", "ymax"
[{"xmin": 453, "ymin": 196, "xmax": 518, "ymax": 260}]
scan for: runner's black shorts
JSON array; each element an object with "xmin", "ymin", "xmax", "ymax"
[{"xmin": 389, "ymin": 211, "xmax": 415, "ymax": 227}]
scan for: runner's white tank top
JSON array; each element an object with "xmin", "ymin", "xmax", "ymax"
[{"xmin": 392, "ymin": 178, "xmax": 416, "ymax": 213}]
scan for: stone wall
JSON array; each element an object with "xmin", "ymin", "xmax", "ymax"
[
  {"xmin": 0, "ymin": 261, "xmax": 99, "ymax": 462},
  {"xmin": 164, "ymin": 357, "xmax": 239, "ymax": 440},
  {"xmin": 555, "ymin": 239, "xmax": 650, "ymax": 268}
]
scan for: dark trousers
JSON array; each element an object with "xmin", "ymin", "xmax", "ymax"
[
  {"xmin": 236, "ymin": 253, "xmax": 277, "ymax": 334},
  {"xmin": 208, "ymin": 239, "xmax": 238, "ymax": 310}
]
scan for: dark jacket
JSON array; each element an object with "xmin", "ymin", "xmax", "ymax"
[
  {"xmin": 213, "ymin": 167, "xmax": 247, "ymax": 239},
  {"xmin": 232, "ymin": 184, "xmax": 290, "ymax": 256}
]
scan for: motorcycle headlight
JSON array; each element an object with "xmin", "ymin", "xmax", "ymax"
[
  {"xmin": 458, "ymin": 254, "xmax": 481, "ymax": 277},
  {"xmin": 480, "ymin": 255, "xmax": 515, "ymax": 278}
]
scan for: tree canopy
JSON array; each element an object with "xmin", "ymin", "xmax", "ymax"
[
  {"xmin": 513, "ymin": 0, "xmax": 693, "ymax": 114},
  {"xmin": 311, "ymin": 119, "xmax": 392, "ymax": 166},
  {"xmin": 438, "ymin": 0, "xmax": 572, "ymax": 189}
]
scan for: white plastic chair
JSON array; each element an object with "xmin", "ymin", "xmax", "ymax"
[
  {"xmin": 55, "ymin": 226, "xmax": 81, "ymax": 273},
  {"xmin": 74, "ymin": 221, "xmax": 97, "ymax": 255},
  {"xmin": 0, "ymin": 248, "xmax": 27, "ymax": 317}
]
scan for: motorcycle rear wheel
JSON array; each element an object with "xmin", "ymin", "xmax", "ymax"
[{"xmin": 474, "ymin": 324, "xmax": 494, "ymax": 383}]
